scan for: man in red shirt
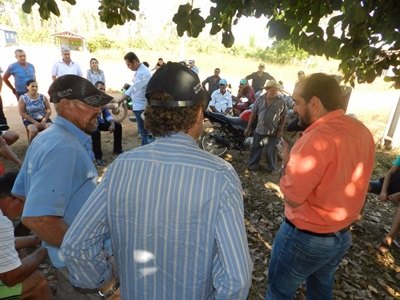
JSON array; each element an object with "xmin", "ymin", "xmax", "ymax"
[{"xmin": 265, "ymin": 73, "xmax": 375, "ymax": 299}]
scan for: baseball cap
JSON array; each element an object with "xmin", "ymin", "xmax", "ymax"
[
  {"xmin": 219, "ymin": 79, "xmax": 227, "ymax": 85},
  {"xmin": 48, "ymin": 75, "xmax": 113, "ymax": 107},
  {"xmin": 265, "ymin": 80, "xmax": 281, "ymax": 89},
  {"xmin": 239, "ymin": 79, "xmax": 247, "ymax": 85},
  {"xmin": 146, "ymin": 62, "xmax": 208, "ymax": 108}
]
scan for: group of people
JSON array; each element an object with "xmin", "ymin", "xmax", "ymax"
[
  {"xmin": 0, "ymin": 47, "xmax": 124, "ymax": 168},
  {"xmin": 0, "ymin": 51, "xmax": 398, "ymax": 300}
]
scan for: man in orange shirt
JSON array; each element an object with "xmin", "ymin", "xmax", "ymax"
[{"xmin": 265, "ymin": 73, "xmax": 375, "ymax": 300}]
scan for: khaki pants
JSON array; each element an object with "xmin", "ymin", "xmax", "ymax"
[{"xmin": 55, "ymin": 268, "xmax": 101, "ymax": 300}]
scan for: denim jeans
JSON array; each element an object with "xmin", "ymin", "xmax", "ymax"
[
  {"xmin": 248, "ymin": 133, "xmax": 279, "ymax": 171},
  {"xmin": 133, "ymin": 110, "xmax": 154, "ymax": 146},
  {"xmin": 265, "ymin": 221, "xmax": 352, "ymax": 300}
]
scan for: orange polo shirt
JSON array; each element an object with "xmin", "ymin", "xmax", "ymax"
[{"xmin": 280, "ymin": 109, "xmax": 375, "ymax": 233}]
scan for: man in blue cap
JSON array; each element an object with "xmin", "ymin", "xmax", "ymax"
[{"xmin": 208, "ymin": 78, "xmax": 233, "ymax": 114}]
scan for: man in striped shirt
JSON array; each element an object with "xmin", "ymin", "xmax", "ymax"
[{"xmin": 62, "ymin": 62, "xmax": 253, "ymax": 300}]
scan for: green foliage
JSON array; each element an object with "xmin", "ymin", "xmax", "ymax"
[
  {"xmin": 247, "ymin": 40, "xmax": 308, "ymax": 64},
  {"xmin": 18, "ymin": 27, "xmax": 53, "ymax": 44},
  {"xmin": 20, "ymin": 0, "xmax": 400, "ymax": 88},
  {"xmin": 87, "ymin": 35, "xmax": 116, "ymax": 52}
]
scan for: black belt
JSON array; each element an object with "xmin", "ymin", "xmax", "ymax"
[{"xmin": 285, "ymin": 218, "xmax": 349, "ymax": 237}]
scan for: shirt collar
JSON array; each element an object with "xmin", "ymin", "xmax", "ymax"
[
  {"xmin": 304, "ymin": 109, "xmax": 345, "ymax": 133},
  {"xmin": 159, "ymin": 132, "xmax": 199, "ymax": 147},
  {"xmin": 53, "ymin": 116, "xmax": 91, "ymax": 147}
]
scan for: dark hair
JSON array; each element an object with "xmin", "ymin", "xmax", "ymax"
[
  {"xmin": 124, "ymin": 52, "xmax": 139, "ymax": 63},
  {"xmin": 0, "ymin": 172, "xmax": 18, "ymax": 198},
  {"xmin": 143, "ymin": 61, "xmax": 149, "ymax": 68},
  {"xmin": 144, "ymin": 91, "xmax": 205, "ymax": 137},
  {"xmin": 300, "ymin": 73, "xmax": 343, "ymax": 111},
  {"xmin": 26, "ymin": 79, "xmax": 37, "ymax": 87},
  {"xmin": 90, "ymin": 58, "xmax": 99, "ymax": 64},
  {"xmin": 94, "ymin": 81, "xmax": 105, "ymax": 88}
]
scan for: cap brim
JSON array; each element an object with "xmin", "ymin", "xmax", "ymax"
[{"xmin": 82, "ymin": 92, "xmax": 113, "ymax": 107}]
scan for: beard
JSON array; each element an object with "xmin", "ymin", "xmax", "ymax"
[{"xmin": 298, "ymin": 107, "xmax": 312, "ymax": 128}]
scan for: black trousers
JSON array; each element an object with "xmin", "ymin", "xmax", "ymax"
[
  {"xmin": 91, "ymin": 122, "xmax": 122, "ymax": 160},
  {"xmin": 0, "ymin": 95, "xmax": 8, "ymax": 128}
]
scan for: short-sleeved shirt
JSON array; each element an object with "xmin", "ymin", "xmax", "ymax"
[
  {"xmin": 245, "ymin": 71, "xmax": 274, "ymax": 92},
  {"xmin": 51, "ymin": 60, "xmax": 83, "ymax": 78},
  {"xmin": 0, "ymin": 211, "xmax": 21, "ymax": 273},
  {"xmin": 393, "ymin": 156, "xmax": 400, "ymax": 167},
  {"xmin": 281, "ymin": 110, "xmax": 375, "ymax": 233},
  {"xmin": 209, "ymin": 89, "xmax": 232, "ymax": 112},
  {"xmin": 12, "ymin": 116, "xmax": 97, "ymax": 268},
  {"xmin": 5, "ymin": 62, "xmax": 36, "ymax": 94},
  {"xmin": 124, "ymin": 63, "xmax": 151, "ymax": 111},
  {"xmin": 252, "ymin": 94, "xmax": 286, "ymax": 136}
]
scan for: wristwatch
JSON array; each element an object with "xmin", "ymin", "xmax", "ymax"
[{"xmin": 98, "ymin": 280, "xmax": 120, "ymax": 299}]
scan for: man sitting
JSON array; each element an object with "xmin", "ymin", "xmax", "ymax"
[
  {"xmin": 91, "ymin": 81, "xmax": 123, "ymax": 166},
  {"xmin": 369, "ymin": 155, "xmax": 400, "ymax": 253},
  {"xmin": 0, "ymin": 172, "xmax": 52, "ymax": 300},
  {"xmin": 208, "ymin": 79, "xmax": 232, "ymax": 115}
]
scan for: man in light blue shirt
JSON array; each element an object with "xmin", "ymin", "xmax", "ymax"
[
  {"xmin": 116, "ymin": 52, "xmax": 152, "ymax": 145},
  {"xmin": 12, "ymin": 75, "xmax": 113, "ymax": 300},
  {"xmin": 62, "ymin": 62, "xmax": 253, "ymax": 300}
]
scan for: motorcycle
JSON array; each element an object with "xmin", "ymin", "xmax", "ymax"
[
  {"xmin": 109, "ymin": 83, "xmax": 133, "ymax": 123},
  {"xmin": 200, "ymin": 109, "xmax": 252, "ymax": 157}
]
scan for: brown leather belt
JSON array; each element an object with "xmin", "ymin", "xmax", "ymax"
[{"xmin": 285, "ymin": 218, "xmax": 349, "ymax": 237}]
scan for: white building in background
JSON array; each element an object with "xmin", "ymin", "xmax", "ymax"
[{"xmin": 0, "ymin": 25, "xmax": 17, "ymax": 47}]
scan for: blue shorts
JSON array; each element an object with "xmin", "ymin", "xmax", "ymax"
[{"xmin": 370, "ymin": 171, "xmax": 400, "ymax": 195}]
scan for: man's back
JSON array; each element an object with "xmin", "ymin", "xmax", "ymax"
[{"xmin": 91, "ymin": 133, "xmax": 251, "ymax": 299}]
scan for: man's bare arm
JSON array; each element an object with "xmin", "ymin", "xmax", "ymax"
[
  {"xmin": 0, "ymin": 247, "xmax": 47, "ymax": 287},
  {"xmin": 22, "ymin": 216, "xmax": 68, "ymax": 247}
]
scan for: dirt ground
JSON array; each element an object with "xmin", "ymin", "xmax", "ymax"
[{"xmin": 2, "ymin": 103, "xmax": 400, "ymax": 299}]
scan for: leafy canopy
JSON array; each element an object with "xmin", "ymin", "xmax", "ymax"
[{"xmin": 21, "ymin": 0, "xmax": 400, "ymax": 88}]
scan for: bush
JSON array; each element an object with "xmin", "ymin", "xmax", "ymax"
[{"xmin": 87, "ymin": 35, "xmax": 116, "ymax": 52}]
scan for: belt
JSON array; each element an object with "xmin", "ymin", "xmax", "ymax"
[{"xmin": 285, "ymin": 218, "xmax": 349, "ymax": 237}]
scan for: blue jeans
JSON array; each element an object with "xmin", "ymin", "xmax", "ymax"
[
  {"xmin": 265, "ymin": 221, "xmax": 352, "ymax": 300},
  {"xmin": 248, "ymin": 133, "xmax": 279, "ymax": 171},
  {"xmin": 133, "ymin": 110, "xmax": 154, "ymax": 146}
]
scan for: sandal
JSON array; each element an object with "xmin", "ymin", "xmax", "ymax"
[{"xmin": 376, "ymin": 239, "xmax": 391, "ymax": 254}]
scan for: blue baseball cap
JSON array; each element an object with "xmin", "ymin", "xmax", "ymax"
[
  {"xmin": 219, "ymin": 79, "xmax": 227, "ymax": 86},
  {"xmin": 239, "ymin": 79, "xmax": 247, "ymax": 85}
]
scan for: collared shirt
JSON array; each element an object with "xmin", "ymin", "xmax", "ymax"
[
  {"xmin": 5, "ymin": 62, "xmax": 36, "ymax": 93},
  {"xmin": 281, "ymin": 110, "xmax": 375, "ymax": 233},
  {"xmin": 124, "ymin": 63, "xmax": 151, "ymax": 111},
  {"xmin": 252, "ymin": 94, "xmax": 286, "ymax": 136},
  {"xmin": 86, "ymin": 69, "xmax": 105, "ymax": 85},
  {"xmin": 12, "ymin": 116, "xmax": 97, "ymax": 268},
  {"xmin": 0, "ymin": 210, "xmax": 21, "ymax": 273},
  {"xmin": 52, "ymin": 60, "xmax": 83, "ymax": 78},
  {"xmin": 61, "ymin": 132, "xmax": 253, "ymax": 299},
  {"xmin": 209, "ymin": 89, "xmax": 232, "ymax": 112}
]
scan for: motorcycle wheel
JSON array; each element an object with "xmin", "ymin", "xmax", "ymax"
[
  {"xmin": 200, "ymin": 126, "xmax": 228, "ymax": 157},
  {"xmin": 111, "ymin": 102, "xmax": 128, "ymax": 123}
]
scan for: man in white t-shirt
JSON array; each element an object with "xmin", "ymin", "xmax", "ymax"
[
  {"xmin": 51, "ymin": 46, "xmax": 83, "ymax": 80},
  {"xmin": 0, "ymin": 172, "xmax": 52, "ymax": 299}
]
